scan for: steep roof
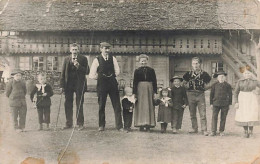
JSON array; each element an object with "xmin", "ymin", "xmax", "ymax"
[{"xmin": 0, "ymin": 0, "xmax": 259, "ymax": 31}]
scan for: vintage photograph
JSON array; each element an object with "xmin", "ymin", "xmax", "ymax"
[{"xmin": 0, "ymin": 0, "xmax": 260, "ymax": 163}]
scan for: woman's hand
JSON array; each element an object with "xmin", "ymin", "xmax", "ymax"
[
  {"xmin": 42, "ymin": 93, "xmax": 47, "ymax": 96},
  {"xmin": 234, "ymin": 103, "xmax": 239, "ymax": 109}
]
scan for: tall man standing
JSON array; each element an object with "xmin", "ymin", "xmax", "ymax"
[
  {"xmin": 183, "ymin": 57, "xmax": 211, "ymax": 136},
  {"xmin": 89, "ymin": 42, "xmax": 123, "ymax": 131},
  {"xmin": 60, "ymin": 43, "xmax": 89, "ymax": 130}
]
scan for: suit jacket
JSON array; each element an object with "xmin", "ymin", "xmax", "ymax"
[
  {"xmin": 5, "ymin": 78, "xmax": 27, "ymax": 107},
  {"xmin": 60, "ymin": 54, "xmax": 89, "ymax": 92},
  {"xmin": 30, "ymin": 83, "xmax": 53, "ymax": 107},
  {"xmin": 210, "ymin": 81, "xmax": 232, "ymax": 106},
  {"xmin": 171, "ymin": 86, "xmax": 188, "ymax": 110}
]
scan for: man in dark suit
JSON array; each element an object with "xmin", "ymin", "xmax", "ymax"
[{"xmin": 60, "ymin": 43, "xmax": 89, "ymax": 130}]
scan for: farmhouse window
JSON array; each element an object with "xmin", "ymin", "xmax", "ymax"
[
  {"xmin": 19, "ymin": 57, "xmax": 30, "ymax": 70},
  {"xmin": 33, "ymin": 56, "xmax": 44, "ymax": 71},
  {"xmin": 47, "ymin": 56, "xmax": 58, "ymax": 71},
  {"xmin": 211, "ymin": 61, "xmax": 224, "ymax": 74}
]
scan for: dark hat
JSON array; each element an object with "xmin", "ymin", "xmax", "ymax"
[
  {"xmin": 170, "ymin": 76, "xmax": 183, "ymax": 82},
  {"xmin": 213, "ymin": 70, "xmax": 227, "ymax": 78},
  {"xmin": 100, "ymin": 42, "xmax": 111, "ymax": 48},
  {"xmin": 11, "ymin": 68, "xmax": 23, "ymax": 76}
]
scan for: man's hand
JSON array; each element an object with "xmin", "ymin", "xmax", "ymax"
[
  {"xmin": 73, "ymin": 59, "xmax": 79, "ymax": 68},
  {"xmin": 42, "ymin": 93, "xmax": 47, "ymax": 96}
]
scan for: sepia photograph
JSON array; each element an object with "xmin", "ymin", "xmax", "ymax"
[{"xmin": 0, "ymin": 0, "xmax": 260, "ymax": 163}]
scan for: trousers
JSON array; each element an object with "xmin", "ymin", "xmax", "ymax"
[
  {"xmin": 98, "ymin": 84, "xmax": 123, "ymax": 130},
  {"xmin": 65, "ymin": 88, "xmax": 84, "ymax": 126},
  {"xmin": 123, "ymin": 110, "xmax": 133, "ymax": 129},
  {"xmin": 37, "ymin": 106, "xmax": 50, "ymax": 124},
  {"xmin": 171, "ymin": 108, "xmax": 185, "ymax": 129},
  {"xmin": 211, "ymin": 105, "xmax": 229, "ymax": 132},
  {"xmin": 10, "ymin": 105, "xmax": 27, "ymax": 129},
  {"xmin": 187, "ymin": 91, "xmax": 207, "ymax": 131}
]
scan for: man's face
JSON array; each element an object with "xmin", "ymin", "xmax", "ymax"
[
  {"xmin": 192, "ymin": 59, "xmax": 201, "ymax": 71},
  {"xmin": 100, "ymin": 46, "xmax": 110, "ymax": 56},
  {"xmin": 70, "ymin": 46, "xmax": 79, "ymax": 56}
]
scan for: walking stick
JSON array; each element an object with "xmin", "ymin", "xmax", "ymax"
[{"xmin": 55, "ymin": 93, "xmax": 63, "ymax": 130}]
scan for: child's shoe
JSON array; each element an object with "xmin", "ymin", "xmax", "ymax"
[
  {"xmin": 210, "ymin": 132, "xmax": 216, "ymax": 136},
  {"xmin": 46, "ymin": 124, "xmax": 50, "ymax": 131},
  {"xmin": 38, "ymin": 124, "xmax": 43, "ymax": 131},
  {"xmin": 219, "ymin": 132, "xmax": 225, "ymax": 136},
  {"xmin": 172, "ymin": 128, "xmax": 177, "ymax": 134}
]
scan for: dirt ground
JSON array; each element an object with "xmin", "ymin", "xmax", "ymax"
[{"xmin": 0, "ymin": 91, "xmax": 260, "ymax": 164}]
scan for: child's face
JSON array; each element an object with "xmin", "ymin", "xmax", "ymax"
[
  {"xmin": 38, "ymin": 75, "xmax": 47, "ymax": 84},
  {"xmin": 217, "ymin": 74, "xmax": 226, "ymax": 83},
  {"xmin": 125, "ymin": 88, "xmax": 133, "ymax": 96},
  {"xmin": 162, "ymin": 91, "xmax": 168, "ymax": 97},
  {"xmin": 13, "ymin": 73, "xmax": 22, "ymax": 81},
  {"xmin": 173, "ymin": 79, "xmax": 181, "ymax": 86}
]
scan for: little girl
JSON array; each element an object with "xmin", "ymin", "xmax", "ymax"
[
  {"xmin": 156, "ymin": 88, "xmax": 173, "ymax": 133},
  {"xmin": 121, "ymin": 87, "xmax": 136, "ymax": 132},
  {"xmin": 30, "ymin": 73, "xmax": 53, "ymax": 130}
]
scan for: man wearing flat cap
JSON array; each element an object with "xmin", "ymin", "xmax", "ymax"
[
  {"xmin": 89, "ymin": 42, "xmax": 123, "ymax": 131},
  {"xmin": 60, "ymin": 43, "xmax": 90, "ymax": 130}
]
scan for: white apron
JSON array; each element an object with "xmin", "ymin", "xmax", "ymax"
[{"xmin": 235, "ymin": 91, "xmax": 260, "ymax": 124}]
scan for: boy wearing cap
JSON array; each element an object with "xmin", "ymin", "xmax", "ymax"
[
  {"xmin": 89, "ymin": 42, "xmax": 123, "ymax": 131},
  {"xmin": 210, "ymin": 71, "xmax": 232, "ymax": 136},
  {"xmin": 170, "ymin": 76, "xmax": 188, "ymax": 133},
  {"xmin": 5, "ymin": 69, "xmax": 27, "ymax": 132}
]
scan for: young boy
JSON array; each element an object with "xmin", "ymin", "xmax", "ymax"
[
  {"xmin": 170, "ymin": 76, "xmax": 188, "ymax": 134},
  {"xmin": 121, "ymin": 87, "xmax": 136, "ymax": 132},
  {"xmin": 210, "ymin": 70, "xmax": 232, "ymax": 136},
  {"xmin": 5, "ymin": 69, "xmax": 27, "ymax": 132},
  {"xmin": 30, "ymin": 73, "xmax": 53, "ymax": 130}
]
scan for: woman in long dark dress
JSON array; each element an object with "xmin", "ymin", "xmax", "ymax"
[{"xmin": 133, "ymin": 54, "xmax": 157, "ymax": 132}]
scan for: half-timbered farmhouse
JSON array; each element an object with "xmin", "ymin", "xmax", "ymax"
[{"xmin": 0, "ymin": 0, "xmax": 260, "ymax": 90}]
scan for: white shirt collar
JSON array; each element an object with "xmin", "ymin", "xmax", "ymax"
[{"xmin": 36, "ymin": 84, "xmax": 46, "ymax": 93}]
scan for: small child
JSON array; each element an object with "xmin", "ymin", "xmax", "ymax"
[
  {"xmin": 170, "ymin": 76, "xmax": 188, "ymax": 134},
  {"xmin": 121, "ymin": 87, "xmax": 136, "ymax": 132},
  {"xmin": 30, "ymin": 73, "xmax": 53, "ymax": 130},
  {"xmin": 5, "ymin": 69, "xmax": 27, "ymax": 132},
  {"xmin": 156, "ymin": 88, "xmax": 173, "ymax": 133},
  {"xmin": 210, "ymin": 71, "xmax": 232, "ymax": 136}
]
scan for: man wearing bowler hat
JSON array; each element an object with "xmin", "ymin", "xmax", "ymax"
[
  {"xmin": 89, "ymin": 42, "xmax": 123, "ymax": 131},
  {"xmin": 60, "ymin": 43, "xmax": 89, "ymax": 130}
]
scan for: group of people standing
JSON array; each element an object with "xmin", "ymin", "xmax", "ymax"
[{"xmin": 5, "ymin": 42, "xmax": 260, "ymax": 138}]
